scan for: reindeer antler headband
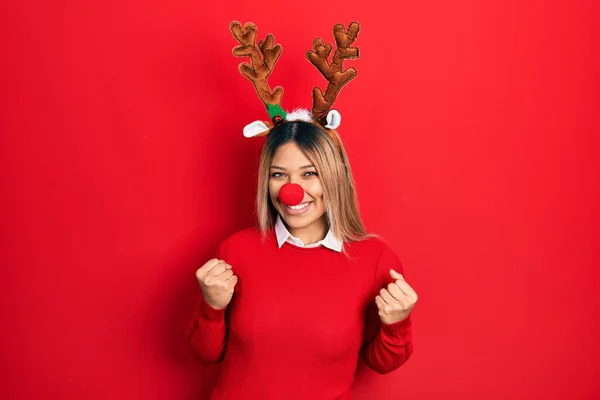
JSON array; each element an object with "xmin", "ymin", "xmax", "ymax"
[{"xmin": 230, "ymin": 21, "xmax": 360, "ymax": 142}]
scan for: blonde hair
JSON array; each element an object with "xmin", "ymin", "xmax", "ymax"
[{"xmin": 256, "ymin": 121, "xmax": 372, "ymax": 244}]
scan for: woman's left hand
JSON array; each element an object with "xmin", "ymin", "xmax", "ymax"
[{"xmin": 375, "ymin": 269, "xmax": 418, "ymax": 325}]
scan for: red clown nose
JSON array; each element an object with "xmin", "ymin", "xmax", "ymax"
[{"xmin": 278, "ymin": 183, "xmax": 304, "ymax": 206}]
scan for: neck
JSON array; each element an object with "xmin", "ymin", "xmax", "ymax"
[{"xmin": 288, "ymin": 215, "xmax": 328, "ymax": 245}]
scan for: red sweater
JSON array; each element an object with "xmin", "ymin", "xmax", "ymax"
[{"xmin": 186, "ymin": 227, "xmax": 413, "ymax": 399}]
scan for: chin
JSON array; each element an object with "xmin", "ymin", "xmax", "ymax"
[
  {"xmin": 281, "ymin": 211, "xmax": 326, "ymax": 230},
  {"xmin": 286, "ymin": 220, "xmax": 314, "ymax": 230},
  {"xmin": 281, "ymin": 214, "xmax": 311, "ymax": 228}
]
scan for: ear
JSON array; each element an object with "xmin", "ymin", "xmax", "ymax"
[
  {"xmin": 243, "ymin": 120, "xmax": 270, "ymax": 137},
  {"xmin": 324, "ymin": 110, "xmax": 341, "ymax": 129}
]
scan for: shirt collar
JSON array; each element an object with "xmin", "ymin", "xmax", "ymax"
[{"xmin": 274, "ymin": 214, "xmax": 343, "ymax": 252}]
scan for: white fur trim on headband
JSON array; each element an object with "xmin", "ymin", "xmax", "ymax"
[{"xmin": 286, "ymin": 108, "xmax": 313, "ymax": 122}]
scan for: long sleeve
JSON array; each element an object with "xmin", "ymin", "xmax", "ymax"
[
  {"xmin": 360, "ymin": 243, "xmax": 414, "ymax": 374},
  {"xmin": 185, "ymin": 240, "xmax": 229, "ymax": 364}
]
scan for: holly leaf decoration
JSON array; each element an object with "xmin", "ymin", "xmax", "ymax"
[{"xmin": 267, "ymin": 104, "xmax": 287, "ymax": 120}]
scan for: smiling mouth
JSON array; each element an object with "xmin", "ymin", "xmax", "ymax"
[
  {"xmin": 283, "ymin": 201, "xmax": 313, "ymax": 215},
  {"xmin": 287, "ymin": 202, "xmax": 310, "ymax": 210}
]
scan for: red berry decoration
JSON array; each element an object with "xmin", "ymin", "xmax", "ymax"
[{"xmin": 279, "ymin": 183, "xmax": 304, "ymax": 206}]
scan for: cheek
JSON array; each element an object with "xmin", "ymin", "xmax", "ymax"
[
  {"xmin": 305, "ymin": 180, "xmax": 324, "ymax": 200},
  {"xmin": 269, "ymin": 180, "xmax": 282, "ymax": 201}
]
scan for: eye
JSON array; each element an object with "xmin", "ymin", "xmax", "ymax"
[
  {"xmin": 304, "ymin": 171, "xmax": 318, "ymax": 177},
  {"xmin": 271, "ymin": 172, "xmax": 285, "ymax": 178}
]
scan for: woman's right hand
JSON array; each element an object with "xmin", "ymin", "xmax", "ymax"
[{"xmin": 195, "ymin": 258, "xmax": 238, "ymax": 310}]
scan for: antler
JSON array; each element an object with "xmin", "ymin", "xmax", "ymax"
[
  {"xmin": 307, "ymin": 22, "xmax": 360, "ymax": 124},
  {"xmin": 230, "ymin": 21, "xmax": 284, "ymax": 111}
]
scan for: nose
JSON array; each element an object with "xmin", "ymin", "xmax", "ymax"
[{"xmin": 279, "ymin": 183, "xmax": 304, "ymax": 206}]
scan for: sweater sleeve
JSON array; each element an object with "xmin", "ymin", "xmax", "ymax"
[
  {"xmin": 185, "ymin": 240, "xmax": 229, "ymax": 364},
  {"xmin": 360, "ymin": 243, "xmax": 414, "ymax": 374}
]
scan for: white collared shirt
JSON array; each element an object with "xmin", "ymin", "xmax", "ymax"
[{"xmin": 274, "ymin": 214, "xmax": 343, "ymax": 252}]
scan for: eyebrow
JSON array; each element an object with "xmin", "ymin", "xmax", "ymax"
[{"xmin": 270, "ymin": 164, "xmax": 315, "ymax": 170}]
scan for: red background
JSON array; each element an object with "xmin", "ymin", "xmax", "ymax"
[{"xmin": 1, "ymin": 1, "xmax": 598, "ymax": 399}]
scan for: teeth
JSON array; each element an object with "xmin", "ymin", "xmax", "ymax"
[{"xmin": 288, "ymin": 202, "xmax": 310, "ymax": 210}]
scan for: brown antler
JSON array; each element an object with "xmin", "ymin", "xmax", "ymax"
[
  {"xmin": 230, "ymin": 21, "xmax": 284, "ymax": 110},
  {"xmin": 307, "ymin": 22, "xmax": 360, "ymax": 124}
]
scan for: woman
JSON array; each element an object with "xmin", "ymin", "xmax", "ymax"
[
  {"xmin": 186, "ymin": 21, "xmax": 418, "ymax": 399},
  {"xmin": 186, "ymin": 121, "xmax": 418, "ymax": 399}
]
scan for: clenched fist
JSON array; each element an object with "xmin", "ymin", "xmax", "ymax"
[
  {"xmin": 196, "ymin": 258, "xmax": 238, "ymax": 310},
  {"xmin": 375, "ymin": 269, "xmax": 418, "ymax": 325}
]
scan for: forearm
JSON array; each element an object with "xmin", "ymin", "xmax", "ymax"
[
  {"xmin": 361, "ymin": 316, "xmax": 413, "ymax": 374},
  {"xmin": 186, "ymin": 296, "xmax": 228, "ymax": 364}
]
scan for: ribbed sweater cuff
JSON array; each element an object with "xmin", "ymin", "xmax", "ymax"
[
  {"xmin": 197, "ymin": 296, "xmax": 226, "ymax": 322},
  {"xmin": 381, "ymin": 316, "xmax": 412, "ymax": 338}
]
